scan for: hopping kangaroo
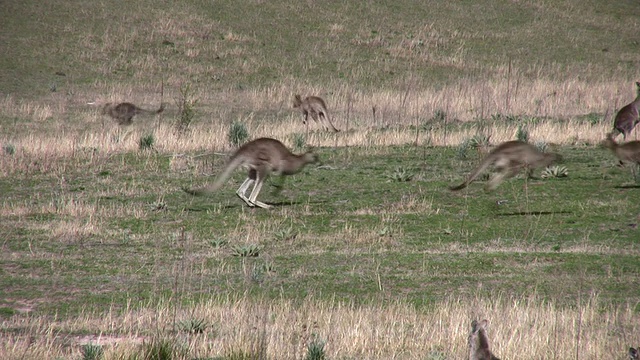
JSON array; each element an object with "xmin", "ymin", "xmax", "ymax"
[
  {"xmin": 468, "ymin": 319, "xmax": 500, "ymax": 360},
  {"xmin": 185, "ymin": 138, "xmax": 319, "ymax": 209},
  {"xmin": 611, "ymin": 82, "xmax": 640, "ymax": 140},
  {"xmin": 601, "ymin": 134, "xmax": 640, "ymax": 180},
  {"xmin": 102, "ymin": 102, "xmax": 165, "ymax": 126},
  {"xmin": 450, "ymin": 140, "xmax": 558, "ymax": 191},
  {"xmin": 293, "ymin": 95, "xmax": 339, "ymax": 132}
]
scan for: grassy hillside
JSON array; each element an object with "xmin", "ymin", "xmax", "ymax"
[{"xmin": 2, "ymin": 0, "xmax": 639, "ymax": 97}]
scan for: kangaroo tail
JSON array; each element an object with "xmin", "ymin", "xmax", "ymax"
[
  {"xmin": 322, "ymin": 109, "xmax": 340, "ymax": 132},
  {"xmin": 185, "ymin": 155, "xmax": 245, "ymax": 196},
  {"xmin": 327, "ymin": 114, "xmax": 340, "ymax": 132},
  {"xmin": 449, "ymin": 153, "xmax": 496, "ymax": 191},
  {"xmin": 136, "ymin": 103, "xmax": 165, "ymax": 115}
]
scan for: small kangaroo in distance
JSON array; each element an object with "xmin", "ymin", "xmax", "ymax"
[
  {"xmin": 601, "ymin": 134, "xmax": 640, "ymax": 181},
  {"xmin": 102, "ymin": 102, "xmax": 165, "ymax": 126},
  {"xmin": 293, "ymin": 94, "xmax": 339, "ymax": 132},
  {"xmin": 611, "ymin": 81, "xmax": 640, "ymax": 140},
  {"xmin": 184, "ymin": 138, "xmax": 319, "ymax": 209},
  {"xmin": 450, "ymin": 140, "xmax": 559, "ymax": 191},
  {"xmin": 468, "ymin": 319, "xmax": 500, "ymax": 360}
]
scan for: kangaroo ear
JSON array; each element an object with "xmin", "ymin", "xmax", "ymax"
[{"xmin": 470, "ymin": 319, "xmax": 479, "ymax": 330}]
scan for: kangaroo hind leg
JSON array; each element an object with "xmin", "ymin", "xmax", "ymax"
[
  {"xmin": 236, "ymin": 177, "xmax": 255, "ymax": 207},
  {"xmin": 248, "ymin": 169, "xmax": 272, "ymax": 209}
]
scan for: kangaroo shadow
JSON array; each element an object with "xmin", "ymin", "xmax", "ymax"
[
  {"xmin": 614, "ymin": 184, "xmax": 640, "ymax": 189},
  {"xmin": 184, "ymin": 198, "xmax": 326, "ymax": 212},
  {"xmin": 495, "ymin": 210, "xmax": 572, "ymax": 217}
]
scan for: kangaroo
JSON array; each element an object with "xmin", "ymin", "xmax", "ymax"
[
  {"xmin": 468, "ymin": 319, "xmax": 500, "ymax": 360},
  {"xmin": 450, "ymin": 140, "xmax": 559, "ymax": 191},
  {"xmin": 102, "ymin": 102, "xmax": 165, "ymax": 126},
  {"xmin": 601, "ymin": 134, "xmax": 640, "ymax": 180},
  {"xmin": 293, "ymin": 95, "xmax": 339, "ymax": 132},
  {"xmin": 184, "ymin": 138, "xmax": 319, "ymax": 209},
  {"xmin": 611, "ymin": 82, "xmax": 640, "ymax": 140}
]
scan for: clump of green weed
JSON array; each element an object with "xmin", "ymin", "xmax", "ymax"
[
  {"xmin": 232, "ymin": 244, "xmax": 262, "ymax": 257},
  {"xmin": 541, "ymin": 165, "xmax": 568, "ymax": 179},
  {"xmin": 81, "ymin": 343, "xmax": 104, "ymax": 360},
  {"xmin": 175, "ymin": 83, "xmax": 198, "ymax": 135},
  {"xmin": 290, "ymin": 133, "xmax": 307, "ymax": 152},
  {"xmin": 209, "ymin": 238, "xmax": 228, "ymax": 248},
  {"xmin": 431, "ymin": 109, "xmax": 447, "ymax": 123},
  {"xmin": 274, "ymin": 226, "xmax": 298, "ymax": 241},
  {"xmin": 386, "ymin": 167, "xmax": 415, "ymax": 182},
  {"xmin": 534, "ymin": 141, "xmax": 548, "ymax": 153},
  {"xmin": 469, "ymin": 133, "xmax": 490, "ymax": 151},
  {"xmin": 305, "ymin": 335, "xmax": 327, "ymax": 360},
  {"xmin": 584, "ymin": 112, "xmax": 602, "ymax": 126},
  {"xmin": 492, "ymin": 113, "xmax": 519, "ymax": 123},
  {"xmin": 426, "ymin": 350, "xmax": 448, "ymax": 360},
  {"xmin": 151, "ymin": 198, "xmax": 167, "ymax": 211},
  {"xmin": 516, "ymin": 124, "xmax": 529, "ymax": 142},
  {"xmin": 3, "ymin": 144, "xmax": 15, "ymax": 155},
  {"xmin": 456, "ymin": 140, "xmax": 472, "ymax": 159},
  {"xmin": 259, "ymin": 260, "xmax": 275, "ymax": 274},
  {"xmin": 222, "ymin": 350, "xmax": 261, "ymax": 360},
  {"xmin": 139, "ymin": 338, "xmax": 186, "ymax": 360},
  {"xmin": 228, "ymin": 121, "xmax": 249, "ymax": 147},
  {"xmin": 179, "ymin": 318, "xmax": 208, "ymax": 334},
  {"xmin": 139, "ymin": 133, "xmax": 155, "ymax": 150}
]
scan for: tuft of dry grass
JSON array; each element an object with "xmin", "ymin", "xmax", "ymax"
[
  {"xmin": 0, "ymin": 294, "xmax": 636, "ymax": 359},
  {"xmin": 1, "ymin": 76, "xmax": 628, "ymax": 172}
]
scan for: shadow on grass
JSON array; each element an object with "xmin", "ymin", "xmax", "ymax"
[
  {"xmin": 613, "ymin": 184, "xmax": 640, "ymax": 189},
  {"xmin": 183, "ymin": 199, "xmax": 319, "ymax": 211},
  {"xmin": 495, "ymin": 210, "xmax": 572, "ymax": 217}
]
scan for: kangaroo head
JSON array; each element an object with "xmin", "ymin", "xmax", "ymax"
[
  {"xmin": 101, "ymin": 103, "xmax": 112, "ymax": 115},
  {"xmin": 546, "ymin": 152, "xmax": 561, "ymax": 164},
  {"xmin": 600, "ymin": 134, "xmax": 617, "ymax": 149},
  {"xmin": 303, "ymin": 151, "xmax": 320, "ymax": 165},
  {"xmin": 292, "ymin": 94, "xmax": 303, "ymax": 108}
]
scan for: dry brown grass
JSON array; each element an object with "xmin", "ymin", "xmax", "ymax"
[
  {"xmin": 1, "ymin": 75, "xmax": 630, "ymax": 172},
  {"xmin": 0, "ymin": 294, "xmax": 636, "ymax": 359}
]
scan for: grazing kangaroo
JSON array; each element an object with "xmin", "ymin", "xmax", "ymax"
[
  {"xmin": 611, "ymin": 82, "xmax": 640, "ymax": 140},
  {"xmin": 468, "ymin": 319, "xmax": 500, "ymax": 360},
  {"xmin": 184, "ymin": 138, "xmax": 319, "ymax": 209},
  {"xmin": 450, "ymin": 140, "xmax": 559, "ymax": 191},
  {"xmin": 293, "ymin": 95, "xmax": 339, "ymax": 132},
  {"xmin": 102, "ymin": 102, "xmax": 165, "ymax": 126},
  {"xmin": 601, "ymin": 134, "xmax": 640, "ymax": 180}
]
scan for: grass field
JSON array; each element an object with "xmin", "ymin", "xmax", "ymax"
[{"xmin": 1, "ymin": 0, "xmax": 640, "ymax": 359}]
